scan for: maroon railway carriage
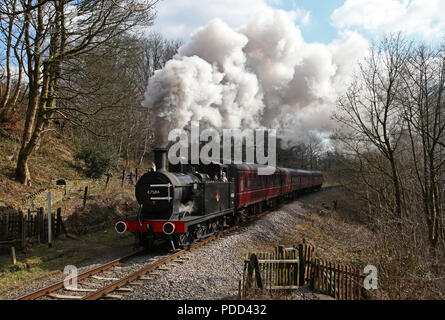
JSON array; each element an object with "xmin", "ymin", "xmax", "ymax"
[
  {"xmin": 115, "ymin": 149, "xmax": 323, "ymax": 249},
  {"xmin": 229, "ymin": 164, "xmax": 323, "ymax": 212}
]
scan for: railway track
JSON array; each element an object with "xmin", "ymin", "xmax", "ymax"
[
  {"xmin": 16, "ymin": 225, "xmax": 241, "ymax": 300},
  {"xmin": 16, "ymin": 197, "xmax": 308, "ymax": 301},
  {"xmin": 81, "ymin": 226, "xmax": 239, "ymax": 300},
  {"xmin": 16, "ymin": 249, "xmax": 146, "ymax": 300}
]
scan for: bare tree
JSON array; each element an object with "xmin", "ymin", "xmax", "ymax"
[
  {"xmin": 61, "ymin": 32, "xmax": 181, "ymax": 169},
  {"xmin": 400, "ymin": 42, "xmax": 445, "ymax": 247},
  {"xmin": 0, "ymin": 0, "xmax": 25, "ymax": 121},
  {"xmin": 13, "ymin": 0, "xmax": 158, "ymax": 185},
  {"xmin": 335, "ymin": 33, "xmax": 411, "ymax": 218}
]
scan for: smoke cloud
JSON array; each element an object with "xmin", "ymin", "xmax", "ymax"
[{"xmin": 142, "ymin": 9, "xmax": 369, "ymax": 147}]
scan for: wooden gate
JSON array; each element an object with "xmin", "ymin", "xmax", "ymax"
[{"xmin": 239, "ymin": 243, "xmax": 365, "ymax": 300}]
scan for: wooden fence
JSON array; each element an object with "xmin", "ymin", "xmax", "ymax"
[
  {"xmin": 308, "ymin": 258, "xmax": 364, "ymax": 300},
  {"xmin": 240, "ymin": 243, "xmax": 365, "ymax": 300},
  {"xmin": 0, "ymin": 208, "xmax": 66, "ymax": 250}
]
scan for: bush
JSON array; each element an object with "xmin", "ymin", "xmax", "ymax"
[{"xmin": 74, "ymin": 144, "xmax": 117, "ymax": 178}]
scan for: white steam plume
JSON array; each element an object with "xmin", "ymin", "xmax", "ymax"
[{"xmin": 142, "ymin": 9, "xmax": 369, "ymax": 147}]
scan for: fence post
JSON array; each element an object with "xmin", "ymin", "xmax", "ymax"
[
  {"xmin": 246, "ymin": 255, "xmax": 254, "ymax": 292},
  {"xmin": 298, "ymin": 243, "xmax": 306, "ymax": 286},
  {"xmin": 345, "ymin": 265, "xmax": 349, "ymax": 300},
  {"xmin": 3, "ymin": 214, "xmax": 8, "ymax": 239},
  {"xmin": 242, "ymin": 255, "xmax": 248, "ymax": 298},
  {"xmin": 105, "ymin": 174, "xmax": 111, "ymax": 189},
  {"xmin": 135, "ymin": 168, "xmax": 138, "ymax": 181},
  {"xmin": 52, "ymin": 213, "xmax": 56, "ymax": 241},
  {"xmin": 121, "ymin": 169, "xmax": 126, "ymax": 187},
  {"xmin": 27, "ymin": 209, "xmax": 31, "ymax": 237},
  {"xmin": 37, "ymin": 207, "xmax": 43, "ymax": 244},
  {"xmin": 277, "ymin": 246, "xmax": 284, "ymax": 286},
  {"xmin": 327, "ymin": 262, "xmax": 332, "ymax": 296},
  {"xmin": 83, "ymin": 186, "xmax": 88, "ymax": 208},
  {"xmin": 250, "ymin": 253, "xmax": 263, "ymax": 289},
  {"xmin": 56, "ymin": 208, "xmax": 62, "ymax": 237},
  {"xmin": 47, "ymin": 192, "xmax": 53, "ymax": 248},
  {"xmin": 10, "ymin": 246, "xmax": 16, "ymax": 265},
  {"xmin": 20, "ymin": 211, "xmax": 26, "ymax": 252},
  {"xmin": 341, "ymin": 265, "xmax": 345, "ymax": 300}
]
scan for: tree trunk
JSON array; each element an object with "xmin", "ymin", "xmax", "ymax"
[
  {"xmin": 15, "ymin": 150, "xmax": 31, "ymax": 185},
  {"xmin": 0, "ymin": 9, "xmax": 14, "ymax": 121},
  {"xmin": 15, "ymin": 114, "xmax": 45, "ymax": 185}
]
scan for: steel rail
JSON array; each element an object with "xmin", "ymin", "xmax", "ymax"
[
  {"xmin": 81, "ymin": 226, "xmax": 239, "ymax": 300},
  {"xmin": 16, "ymin": 249, "xmax": 145, "ymax": 300}
]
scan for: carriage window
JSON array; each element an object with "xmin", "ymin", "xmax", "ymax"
[{"xmin": 240, "ymin": 177, "xmax": 244, "ymax": 191}]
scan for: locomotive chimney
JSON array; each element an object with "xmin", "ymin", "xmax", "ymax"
[{"xmin": 154, "ymin": 148, "xmax": 168, "ymax": 172}]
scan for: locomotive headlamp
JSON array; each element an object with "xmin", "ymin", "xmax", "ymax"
[
  {"xmin": 163, "ymin": 222, "xmax": 175, "ymax": 235},
  {"xmin": 115, "ymin": 221, "xmax": 127, "ymax": 234}
]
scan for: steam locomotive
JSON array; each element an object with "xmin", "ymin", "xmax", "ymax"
[{"xmin": 114, "ymin": 148, "xmax": 323, "ymax": 249}]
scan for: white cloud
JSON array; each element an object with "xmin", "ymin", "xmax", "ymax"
[
  {"xmin": 331, "ymin": 0, "xmax": 445, "ymax": 38},
  {"xmin": 293, "ymin": 8, "xmax": 311, "ymax": 26},
  {"xmin": 150, "ymin": 0, "xmax": 311, "ymax": 40}
]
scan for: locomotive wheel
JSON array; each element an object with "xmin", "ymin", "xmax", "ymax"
[
  {"xmin": 210, "ymin": 222, "xmax": 218, "ymax": 234},
  {"xmin": 177, "ymin": 232, "xmax": 193, "ymax": 247},
  {"xmin": 194, "ymin": 224, "xmax": 206, "ymax": 239},
  {"xmin": 234, "ymin": 213, "xmax": 242, "ymax": 226},
  {"xmin": 140, "ymin": 235, "xmax": 154, "ymax": 250}
]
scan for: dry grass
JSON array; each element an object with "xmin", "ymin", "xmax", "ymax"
[
  {"xmin": 0, "ymin": 228, "xmax": 134, "ymax": 298},
  {"xmin": 280, "ymin": 188, "xmax": 374, "ymax": 266},
  {"xmin": 0, "ymin": 126, "xmax": 83, "ymax": 210},
  {"xmin": 64, "ymin": 183, "xmax": 139, "ymax": 234},
  {"xmin": 279, "ymin": 188, "xmax": 444, "ymax": 300}
]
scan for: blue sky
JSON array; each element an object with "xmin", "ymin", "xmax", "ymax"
[
  {"xmin": 270, "ymin": 0, "xmax": 346, "ymax": 43},
  {"xmin": 151, "ymin": 0, "xmax": 445, "ymax": 44}
]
